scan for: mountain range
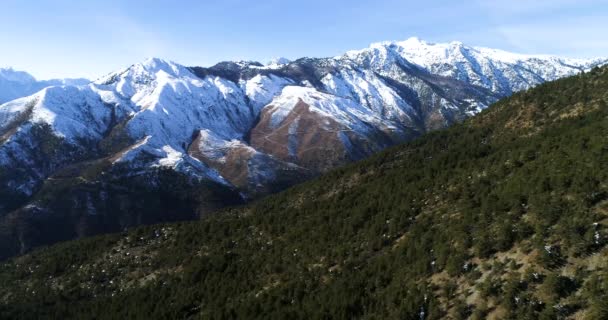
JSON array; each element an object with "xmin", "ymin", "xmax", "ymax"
[
  {"xmin": 2, "ymin": 63, "xmax": 607, "ymax": 319},
  {"xmin": 0, "ymin": 37, "xmax": 606, "ymax": 259},
  {"xmin": 0, "ymin": 67, "xmax": 88, "ymax": 104}
]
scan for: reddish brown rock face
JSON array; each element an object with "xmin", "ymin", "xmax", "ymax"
[{"xmin": 250, "ymin": 99, "xmax": 356, "ymax": 173}]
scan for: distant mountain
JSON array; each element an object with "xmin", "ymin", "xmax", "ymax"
[
  {"xmin": 0, "ymin": 67, "xmax": 89, "ymax": 104},
  {"xmin": 2, "ymin": 63, "xmax": 607, "ymax": 320},
  {"xmin": 344, "ymin": 37, "xmax": 607, "ymax": 96},
  {"xmin": 0, "ymin": 38, "xmax": 606, "ymax": 258}
]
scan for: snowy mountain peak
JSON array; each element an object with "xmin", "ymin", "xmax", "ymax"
[
  {"xmin": 139, "ymin": 57, "xmax": 185, "ymax": 75},
  {"xmin": 364, "ymin": 37, "xmax": 461, "ymax": 54},
  {"xmin": 341, "ymin": 37, "xmax": 607, "ymax": 96},
  {"xmin": 267, "ymin": 57, "xmax": 291, "ymax": 67},
  {"xmin": 394, "ymin": 36, "xmax": 430, "ymax": 47},
  {"xmin": 351, "ymin": 37, "xmax": 553, "ymax": 65},
  {"xmin": 124, "ymin": 57, "xmax": 193, "ymax": 81},
  {"xmin": 93, "ymin": 57, "xmax": 195, "ymax": 90},
  {"xmin": 0, "ymin": 67, "xmax": 37, "ymax": 84}
]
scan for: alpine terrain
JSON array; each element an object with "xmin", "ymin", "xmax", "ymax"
[
  {"xmin": 0, "ymin": 38, "xmax": 606, "ymax": 259},
  {"xmin": 1, "ymin": 62, "xmax": 607, "ymax": 320}
]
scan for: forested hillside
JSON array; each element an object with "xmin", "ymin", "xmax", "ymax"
[{"xmin": 1, "ymin": 66, "xmax": 608, "ymax": 319}]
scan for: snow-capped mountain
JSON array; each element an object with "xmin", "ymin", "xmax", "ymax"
[
  {"xmin": 343, "ymin": 37, "xmax": 606, "ymax": 96},
  {"xmin": 0, "ymin": 67, "xmax": 89, "ymax": 104},
  {"xmin": 266, "ymin": 57, "xmax": 292, "ymax": 68},
  {"xmin": 0, "ymin": 38, "xmax": 606, "ymax": 258}
]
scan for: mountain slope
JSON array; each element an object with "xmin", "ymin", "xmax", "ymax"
[
  {"xmin": 0, "ymin": 67, "xmax": 88, "ymax": 104},
  {"xmin": 1, "ymin": 65, "xmax": 607, "ymax": 319},
  {"xmin": 0, "ymin": 39, "xmax": 606, "ymax": 259}
]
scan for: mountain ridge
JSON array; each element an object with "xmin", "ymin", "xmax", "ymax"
[
  {"xmin": 0, "ymin": 67, "xmax": 89, "ymax": 104},
  {"xmin": 0, "ymin": 38, "xmax": 606, "ymax": 259}
]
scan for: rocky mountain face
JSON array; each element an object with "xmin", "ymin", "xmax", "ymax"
[
  {"xmin": 0, "ymin": 38, "xmax": 605, "ymax": 258},
  {"xmin": 0, "ymin": 67, "xmax": 88, "ymax": 104}
]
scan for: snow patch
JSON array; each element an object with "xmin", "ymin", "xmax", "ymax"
[{"xmin": 157, "ymin": 145, "xmax": 183, "ymax": 167}]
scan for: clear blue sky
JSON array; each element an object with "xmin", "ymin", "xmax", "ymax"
[{"xmin": 1, "ymin": 0, "xmax": 607, "ymax": 79}]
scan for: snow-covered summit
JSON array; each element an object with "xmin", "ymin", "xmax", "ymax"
[
  {"xmin": 342, "ymin": 37, "xmax": 608, "ymax": 95},
  {"xmin": 266, "ymin": 57, "xmax": 291, "ymax": 67},
  {"xmin": 95, "ymin": 57, "xmax": 192, "ymax": 86}
]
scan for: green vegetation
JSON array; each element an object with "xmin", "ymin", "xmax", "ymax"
[{"xmin": 1, "ymin": 66, "xmax": 608, "ymax": 319}]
